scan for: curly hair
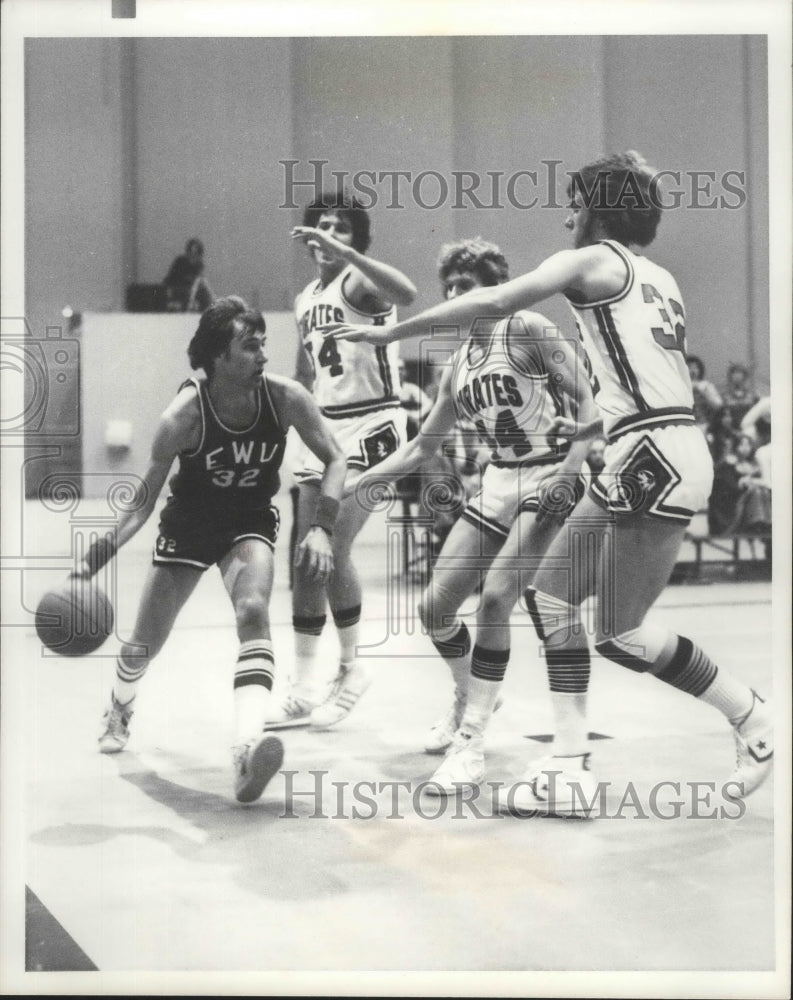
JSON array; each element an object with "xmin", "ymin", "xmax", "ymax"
[
  {"xmin": 568, "ymin": 150, "xmax": 662, "ymax": 247},
  {"xmin": 302, "ymin": 192, "xmax": 372, "ymax": 254},
  {"xmin": 187, "ymin": 296, "xmax": 265, "ymax": 375},
  {"xmin": 436, "ymin": 238, "xmax": 510, "ymax": 287}
]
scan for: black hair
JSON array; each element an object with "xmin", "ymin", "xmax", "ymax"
[
  {"xmin": 185, "ymin": 238, "xmax": 204, "ymax": 255},
  {"xmin": 686, "ymin": 355, "xmax": 705, "ymax": 379},
  {"xmin": 436, "ymin": 238, "xmax": 510, "ymax": 287},
  {"xmin": 568, "ymin": 150, "xmax": 662, "ymax": 247},
  {"xmin": 187, "ymin": 296, "xmax": 265, "ymax": 375},
  {"xmin": 302, "ymin": 192, "xmax": 371, "ymax": 254}
]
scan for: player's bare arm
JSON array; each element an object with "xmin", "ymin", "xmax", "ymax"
[
  {"xmin": 331, "ymin": 245, "xmax": 620, "ymax": 346},
  {"xmin": 72, "ymin": 387, "xmax": 201, "ymax": 577},
  {"xmin": 343, "ymin": 367, "xmax": 458, "ymax": 500},
  {"xmin": 269, "ymin": 375, "xmax": 347, "ymax": 580},
  {"xmin": 291, "ymin": 224, "xmax": 417, "ymax": 308},
  {"xmin": 293, "ymin": 292, "xmax": 316, "ymax": 390}
]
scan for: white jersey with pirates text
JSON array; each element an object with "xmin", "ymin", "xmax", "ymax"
[
  {"xmin": 295, "ymin": 265, "xmax": 401, "ymax": 419},
  {"xmin": 450, "ymin": 312, "xmax": 572, "ymax": 466},
  {"xmin": 566, "ymin": 240, "xmax": 694, "ymax": 440}
]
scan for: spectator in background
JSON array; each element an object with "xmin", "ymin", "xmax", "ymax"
[
  {"xmin": 708, "ymin": 432, "xmax": 771, "ymax": 537},
  {"xmin": 164, "ymin": 238, "xmax": 215, "ymax": 312},
  {"xmin": 687, "ymin": 355, "xmax": 722, "ymax": 433},
  {"xmin": 740, "ymin": 395, "xmax": 771, "ymax": 445},
  {"xmin": 721, "ymin": 362, "xmax": 758, "ymax": 426},
  {"xmin": 707, "ymin": 406, "xmax": 738, "ymax": 463},
  {"xmin": 398, "ymin": 357, "xmax": 433, "ymax": 440}
]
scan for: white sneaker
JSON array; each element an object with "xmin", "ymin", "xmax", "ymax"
[
  {"xmin": 98, "ymin": 695, "xmax": 134, "ymax": 753},
  {"xmin": 232, "ymin": 735, "xmax": 284, "ymax": 804},
  {"xmin": 425, "ymin": 693, "xmax": 504, "ymax": 755},
  {"xmin": 310, "ymin": 663, "xmax": 372, "ymax": 729},
  {"xmin": 265, "ymin": 691, "xmax": 315, "ymax": 730},
  {"xmin": 730, "ymin": 690, "xmax": 773, "ymax": 797},
  {"xmin": 425, "ymin": 690, "xmax": 466, "ymax": 754},
  {"xmin": 508, "ymin": 753, "xmax": 599, "ymax": 818},
  {"xmin": 424, "ymin": 731, "xmax": 485, "ymax": 796}
]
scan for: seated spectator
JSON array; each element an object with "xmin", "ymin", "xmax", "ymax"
[
  {"xmin": 708, "ymin": 433, "xmax": 771, "ymax": 537},
  {"xmin": 164, "ymin": 238, "xmax": 214, "ymax": 312},
  {"xmin": 721, "ymin": 362, "xmax": 759, "ymax": 426},
  {"xmin": 740, "ymin": 395, "xmax": 771, "ymax": 444},
  {"xmin": 707, "ymin": 406, "xmax": 738, "ymax": 463},
  {"xmin": 687, "ymin": 355, "xmax": 722, "ymax": 432}
]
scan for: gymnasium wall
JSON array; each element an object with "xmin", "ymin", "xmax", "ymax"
[{"xmin": 24, "ymin": 35, "xmax": 769, "ymax": 496}]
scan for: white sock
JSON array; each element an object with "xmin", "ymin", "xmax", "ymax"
[
  {"xmin": 337, "ymin": 621, "xmax": 359, "ymax": 669},
  {"xmin": 233, "ymin": 640, "xmax": 274, "ymax": 743},
  {"xmin": 113, "ymin": 652, "xmax": 147, "ymax": 707},
  {"xmin": 550, "ymin": 691, "xmax": 589, "ymax": 756},
  {"xmin": 698, "ymin": 671, "xmax": 755, "ymax": 726},
  {"xmin": 291, "ymin": 621, "xmax": 325, "ymax": 703}
]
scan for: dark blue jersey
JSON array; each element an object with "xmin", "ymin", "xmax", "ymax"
[{"xmin": 167, "ymin": 376, "xmax": 287, "ymax": 513}]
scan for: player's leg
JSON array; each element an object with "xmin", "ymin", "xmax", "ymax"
[
  {"xmin": 99, "ymin": 562, "xmax": 203, "ymax": 752},
  {"xmin": 220, "ymin": 534, "xmax": 284, "ymax": 803},
  {"xmin": 309, "ymin": 490, "xmax": 376, "ymax": 728},
  {"xmin": 427, "ymin": 507, "xmax": 570, "ymax": 794},
  {"xmin": 419, "ymin": 514, "xmax": 504, "ymax": 754},
  {"xmin": 268, "ymin": 477, "xmax": 329, "ymax": 727},
  {"xmin": 592, "ymin": 513, "xmax": 773, "ymax": 797}
]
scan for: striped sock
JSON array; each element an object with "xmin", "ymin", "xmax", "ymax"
[
  {"xmin": 333, "ymin": 604, "xmax": 361, "ymax": 668},
  {"xmin": 113, "ymin": 652, "xmax": 149, "ymax": 706},
  {"xmin": 656, "ymin": 636, "xmax": 754, "ymax": 724},
  {"xmin": 545, "ymin": 644, "xmax": 590, "ymax": 755},
  {"xmin": 460, "ymin": 644, "xmax": 509, "ymax": 737},
  {"xmin": 233, "ymin": 639, "xmax": 274, "ymax": 743}
]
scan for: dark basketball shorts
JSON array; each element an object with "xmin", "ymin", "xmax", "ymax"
[{"xmin": 153, "ymin": 500, "xmax": 281, "ymax": 570}]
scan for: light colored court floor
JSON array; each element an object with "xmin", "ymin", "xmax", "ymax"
[{"xmin": 1, "ymin": 496, "xmax": 788, "ymax": 994}]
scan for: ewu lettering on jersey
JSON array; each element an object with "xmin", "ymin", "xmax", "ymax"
[
  {"xmin": 450, "ymin": 312, "xmax": 573, "ymax": 467},
  {"xmin": 566, "ymin": 240, "xmax": 694, "ymax": 441},
  {"xmin": 295, "ymin": 265, "xmax": 401, "ymax": 419},
  {"xmin": 167, "ymin": 376, "xmax": 287, "ymax": 512}
]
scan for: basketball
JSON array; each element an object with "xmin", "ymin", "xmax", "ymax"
[{"xmin": 35, "ymin": 578, "xmax": 115, "ymax": 656}]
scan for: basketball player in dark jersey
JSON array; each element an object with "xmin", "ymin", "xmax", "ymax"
[
  {"xmin": 71, "ymin": 297, "xmax": 346, "ymax": 804},
  {"xmin": 333, "ymin": 152, "xmax": 772, "ymax": 815}
]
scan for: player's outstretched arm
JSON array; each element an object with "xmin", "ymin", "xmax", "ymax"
[
  {"xmin": 291, "ymin": 225, "xmax": 417, "ymax": 307},
  {"xmin": 279, "ymin": 380, "xmax": 347, "ymax": 580},
  {"xmin": 343, "ymin": 368, "xmax": 458, "ymax": 500},
  {"xmin": 70, "ymin": 390, "xmax": 199, "ymax": 578},
  {"xmin": 333, "ymin": 249, "xmax": 597, "ymax": 347}
]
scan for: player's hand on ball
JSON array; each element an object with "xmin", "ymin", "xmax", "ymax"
[{"xmin": 295, "ymin": 526, "xmax": 334, "ymax": 581}]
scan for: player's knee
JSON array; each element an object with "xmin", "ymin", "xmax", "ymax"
[
  {"xmin": 478, "ymin": 577, "xmax": 515, "ymax": 626},
  {"xmin": 595, "ymin": 622, "xmax": 672, "ymax": 673},
  {"xmin": 523, "ymin": 586, "xmax": 581, "ymax": 643},
  {"xmin": 234, "ymin": 593, "xmax": 270, "ymax": 633}
]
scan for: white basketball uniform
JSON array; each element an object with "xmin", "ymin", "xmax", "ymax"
[
  {"xmin": 566, "ymin": 240, "xmax": 713, "ymax": 522},
  {"xmin": 294, "ymin": 265, "xmax": 406, "ymax": 482},
  {"xmin": 450, "ymin": 312, "xmax": 577, "ymax": 539}
]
